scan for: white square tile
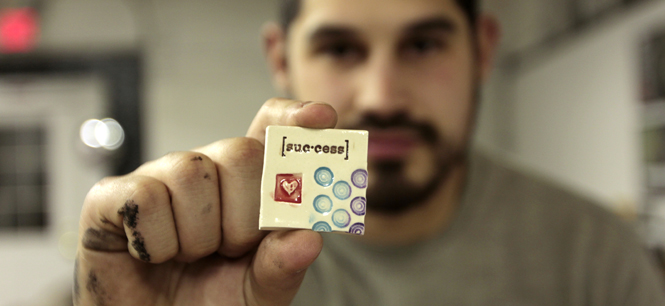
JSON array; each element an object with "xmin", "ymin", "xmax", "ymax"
[{"xmin": 259, "ymin": 126, "xmax": 368, "ymax": 235}]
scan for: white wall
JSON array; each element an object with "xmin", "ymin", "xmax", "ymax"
[
  {"xmin": 141, "ymin": 0, "xmax": 278, "ymax": 158},
  {"xmin": 38, "ymin": 0, "xmax": 279, "ymax": 159},
  {"xmin": 504, "ymin": 1, "xmax": 665, "ymax": 212}
]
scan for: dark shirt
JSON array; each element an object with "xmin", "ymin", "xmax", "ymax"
[{"xmin": 293, "ymin": 151, "xmax": 665, "ymax": 305}]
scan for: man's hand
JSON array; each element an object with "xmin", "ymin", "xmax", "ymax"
[{"xmin": 75, "ymin": 98, "xmax": 337, "ymax": 305}]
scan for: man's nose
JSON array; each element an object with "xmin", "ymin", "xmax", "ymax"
[{"xmin": 354, "ymin": 51, "xmax": 409, "ymax": 117}]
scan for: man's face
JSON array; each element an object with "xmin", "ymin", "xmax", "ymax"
[{"xmin": 283, "ymin": 0, "xmax": 479, "ymax": 213}]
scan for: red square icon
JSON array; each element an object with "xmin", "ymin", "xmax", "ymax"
[{"xmin": 274, "ymin": 173, "xmax": 302, "ymax": 204}]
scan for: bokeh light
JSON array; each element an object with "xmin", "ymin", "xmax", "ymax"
[{"xmin": 80, "ymin": 118, "xmax": 125, "ymax": 150}]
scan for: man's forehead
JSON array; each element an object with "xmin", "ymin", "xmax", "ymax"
[{"xmin": 293, "ymin": 0, "xmax": 467, "ymax": 35}]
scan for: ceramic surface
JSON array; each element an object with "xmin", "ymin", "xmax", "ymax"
[{"xmin": 259, "ymin": 126, "xmax": 368, "ymax": 235}]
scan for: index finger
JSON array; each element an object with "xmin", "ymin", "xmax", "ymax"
[{"xmin": 246, "ymin": 98, "xmax": 338, "ymax": 144}]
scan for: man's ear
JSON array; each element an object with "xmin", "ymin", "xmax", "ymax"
[
  {"xmin": 475, "ymin": 14, "xmax": 501, "ymax": 82},
  {"xmin": 262, "ymin": 22, "xmax": 290, "ymax": 94}
]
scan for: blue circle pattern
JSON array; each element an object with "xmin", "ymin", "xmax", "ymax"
[
  {"xmin": 314, "ymin": 167, "xmax": 334, "ymax": 187},
  {"xmin": 312, "ymin": 221, "xmax": 332, "ymax": 232},
  {"xmin": 332, "ymin": 209, "xmax": 351, "ymax": 228},
  {"xmin": 313, "ymin": 195, "xmax": 333, "ymax": 214},
  {"xmin": 332, "ymin": 181, "xmax": 351, "ymax": 200}
]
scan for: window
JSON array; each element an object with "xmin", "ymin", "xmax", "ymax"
[{"xmin": 0, "ymin": 126, "xmax": 46, "ymax": 230}]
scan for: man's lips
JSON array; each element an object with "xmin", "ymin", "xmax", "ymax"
[{"xmin": 367, "ymin": 130, "xmax": 419, "ymax": 160}]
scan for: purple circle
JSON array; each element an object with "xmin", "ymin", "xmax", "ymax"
[
  {"xmin": 350, "ymin": 196, "xmax": 366, "ymax": 216},
  {"xmin": 348, "ymin": 223, "xmax": 365, "ymax": 235},
  {"xmin": 332, "ymin": 209, "xmax": 351, "ymax": 228},
  {"xmin": 351, "ymin": 169, "xmax": 368, "ymax": 189}
]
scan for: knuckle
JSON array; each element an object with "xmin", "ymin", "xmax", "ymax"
[
  {"xmin": 203, "ymin": 139, "xmax": 228, "ymax": 156},
  {"xmin": 85, "ymin": 176, "xmax": 117, "ymax": 201},
  {"xmin": 82, "ymin": 176, "xmax": 120, "ymax": 214},
  {"xmin": 263, "ymin": 97, "xmax": 288, "ymax": 108},
  {"xmin": 223, "ymin": 137, "xmax": 264, "ymax": 168},
  {"xmin": 259, "ymin": 97, "xmax": 295, "ymax": 118},
  {"xmin": 125, "ymin": 176, "xmax": 169, "ymax": 213},
  {"xmin": 166, "ymin": 151, "xmax": 216, "ymax": 186}
]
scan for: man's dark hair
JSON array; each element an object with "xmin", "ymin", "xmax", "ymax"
[{"xmin": 279, "ymin": 0, "xmax": 478, "ymax": 32}]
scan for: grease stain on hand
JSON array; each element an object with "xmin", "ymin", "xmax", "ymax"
[
  {"xmin": 117, "ymin": 200, "xmax": 151, "ymax": 262},
  {"xmin": 82, "ymin": 228, "xmax": 128, "ymax": 251},
  {"xmin": 86, "ymin": 270, "xmax": 107, "ymax": 306}
]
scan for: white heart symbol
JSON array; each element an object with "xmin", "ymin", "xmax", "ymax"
[{"xmin": 282, "ymin": 180, "xmax": 298, "ymax": 195}]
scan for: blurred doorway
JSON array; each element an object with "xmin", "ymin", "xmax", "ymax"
[
  {"xmin": 0, "ymin": 76, "xmax": 109, "ymax": 304},
  {"xmin": 0, "ymin": 53, "xmax": 142, "ymax": 305}
]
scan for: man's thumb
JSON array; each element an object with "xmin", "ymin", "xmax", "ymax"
[{"xmin": 245, "ymin": 230, "xmax": 323, "ymax": 306}]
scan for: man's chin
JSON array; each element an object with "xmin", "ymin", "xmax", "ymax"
[{"xmin": 365, "ymin": 160, "xmax": 447, "ymax": 215}]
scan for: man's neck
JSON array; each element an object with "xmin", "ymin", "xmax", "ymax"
[{"xmin": 356, "ymin": 163, "xmax": 468, "ymax": 246}]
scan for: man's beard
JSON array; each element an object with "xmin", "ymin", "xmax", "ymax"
[
  {"xmin": 286, "ymin": 77, "xmax": 480, "ymax": 213},
  {"xmin": 348, "ymin": 109, "xmax": 472, "ymax": 214},
  {"xmin": 368, "ymin": 158, "xmax": 450, "ymax": 214}
]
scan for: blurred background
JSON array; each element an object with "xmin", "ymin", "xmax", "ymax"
[{"xmin": 1, "ymin": 0, "xmax": 665, "ymax": 304}]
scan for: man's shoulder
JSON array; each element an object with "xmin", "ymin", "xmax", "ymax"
[
  {"xmin": 467, "ymin": 149, "xmax": 638, "ymax": 245},
  {"xmin": 458, "ymin": 150, "xmax": 665, "ymax": 305}
]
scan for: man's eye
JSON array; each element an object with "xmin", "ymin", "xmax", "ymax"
[
  {"xmin": 403, "ymin": 37, "xmax": 445, "ymax": 56},
  {"xmin": 319, "ymin": 42, "xmax": 364, "ymax": 61}
]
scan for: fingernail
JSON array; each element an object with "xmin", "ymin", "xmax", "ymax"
[
  {"xmin": 300, "ymin": 101, "xmax": 315, "ymax": 107},
  {"xmin": 288, "ymin": 101, "xmax": 314, "ymax": 114},
  {"xmin": 299, "ymin": 101, "xmax": 326, "ymax": 108}
]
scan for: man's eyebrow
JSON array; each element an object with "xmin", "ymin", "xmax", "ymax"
[
  {"xmin": 403, "ymin": 16, "xmax": 457, "ymax": 35},
  {"xmin": 307, "ymin": 25, "xmax": 360, "ymax": 43},
  {"xmin": 306, "ymin": 16, "xmax": 456, "ymax": 43}
]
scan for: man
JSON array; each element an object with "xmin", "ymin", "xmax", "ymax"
[{"xmin": 74, "ymin": 0, "xmax": 665, "ymax": 305}]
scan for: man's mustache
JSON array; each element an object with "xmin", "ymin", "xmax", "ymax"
[{"xmin": 349, "ymin": 112, "xmax": 439, "ymax": 145}]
